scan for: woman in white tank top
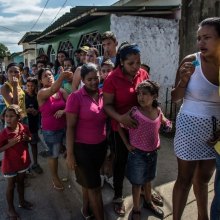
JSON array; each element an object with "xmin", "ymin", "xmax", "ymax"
[{"xmin": 171, "ymin": 17, "xmax": 220, "ymax": 220}]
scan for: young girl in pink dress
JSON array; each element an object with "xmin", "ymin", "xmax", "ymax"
[
  {"xmin": 118, "ymin": 80, "xmax": 171, "ymax": 220},
  {"xmin": 0, "ymin": 105, "xmax": 32, "ymax": 220}
]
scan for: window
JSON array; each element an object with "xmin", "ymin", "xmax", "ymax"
[
  {"xmin": 78, "ymin": 31, "xmax": 103, "ymax": 56},
  {"xmin": 38, "ymin": 48, "xmax": 45, "ymax": 56},
  {"xmin": 50, "ymin": 48, "xmax": 56, "ymax": 64},
  {"xmin": 58, "ymin": 40, "xmax": 74, "ymax": 58}
]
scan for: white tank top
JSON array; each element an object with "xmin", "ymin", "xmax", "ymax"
[{"xmin": 180, "ymin": 52, "xmax": 220, "ymax": 117}]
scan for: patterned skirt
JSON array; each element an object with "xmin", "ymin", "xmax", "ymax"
[{"xmin": 174, "ymin": 112, "xmax": 219, "ymax": 160}]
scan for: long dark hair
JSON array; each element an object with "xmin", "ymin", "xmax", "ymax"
[
  {"xmin": 199, "ymin": 17, "xmax": 220, "ymax": 36},
  {"xmin": 137, "ymin": 80, "xmax": 160, "ymax": 108},
  {"xmin": 54, "ymin": 50, "xmax": 69, "ymax": 74}
]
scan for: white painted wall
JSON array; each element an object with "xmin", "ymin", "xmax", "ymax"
[{"xmin": 110, "ymin": 14, "xmax": 179, "ymax": 114}]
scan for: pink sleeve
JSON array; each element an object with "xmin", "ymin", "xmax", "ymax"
[
  {"xmin": 65, "ymin": 92, "xmax": 80, "ymax": 114},
  {"xmin": 103, "ymin": 76, "xmax": 115, "ymax": 94}
]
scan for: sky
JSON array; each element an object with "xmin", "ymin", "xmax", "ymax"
[{"xmin": 0, "ymin": 0, "xmax": 118, "ymax": 53}]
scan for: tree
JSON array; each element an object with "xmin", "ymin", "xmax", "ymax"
[
  {"xmin": 0, "ymin": 43, "xmax": 10, "ymax": 59},
  {"xmin": 179, "ymin": 0, "xmax": 220, "ymax": 61}
]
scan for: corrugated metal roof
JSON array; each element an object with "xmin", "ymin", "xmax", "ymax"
[
  {"xmin": 31, "ymin": 5, "xmax": 179, "ymax": 43},
  {"xmin": 18, "ymin": 31, "xmax": 41, "ymax": 45}
]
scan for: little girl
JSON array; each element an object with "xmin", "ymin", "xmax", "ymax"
[
  {"xmin": 0, "ymin": 105, "xmax": 32, "ymax": 219},
  {"xmin": 118, "ymin": 80, "xmax": 171, "ymax": 220}
]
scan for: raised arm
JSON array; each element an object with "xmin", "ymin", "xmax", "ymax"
[
  {"xmin": 37, "ymin": 70, "xmax": 71, "ymax": 106},
  {"xmin": 171, "ymin": 54, "xmax": 196, "ymax": 103},
  {"xmin": 72, "ymin": 67, "xmax": 81, "ymax": 92}
]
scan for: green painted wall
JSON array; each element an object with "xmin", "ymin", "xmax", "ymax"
[{"xmin": 36, "ymin": 16, "xmax": 110, "ymax": 55}]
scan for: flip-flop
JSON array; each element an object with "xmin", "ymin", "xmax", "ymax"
[
  {"xmin": 80, "ymin": 207, "xmax": 93, "ymax": 220},
  {"xmin": 113, "ymin": 202, "xmax": 125, "ymax": 217},
  {"xmin": 52, "ymin": 181, "xmax": 64, "ymax": 191},
  {"xmin": 18, "ymin": 200, "xmax": 33, "ymax": 210}
]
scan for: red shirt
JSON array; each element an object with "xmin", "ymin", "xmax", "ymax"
[
  {"xmin": 65, "ymin": 87, "xmax": 107, "ymax": 144},
  {"xmin": 103, "ymin": 67, "xmax": 149, "ymax": 131},
  {"xmin": 0, "ymin": 123, "xmax": 31, "ymax": 174}
]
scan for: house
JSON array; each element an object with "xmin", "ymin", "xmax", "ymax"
[
  {"xmin": 10, "ymin": 52, "xmax": 24, "ymax": 64},
  {"xmin": 18, "ymin": 1, "xmax": 181, "ymax": 114},
  {"xmin": 18, "ymin": 31, "xmax": 41, "ymax": 67}
]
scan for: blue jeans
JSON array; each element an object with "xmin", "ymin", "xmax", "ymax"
[
  {"xmin": 126, "ymin": 148, "xmax": 157, "ymax": 185},
  {"xmin": 211, "ymin": 152, "xmax": 220, "ymax": 220}
]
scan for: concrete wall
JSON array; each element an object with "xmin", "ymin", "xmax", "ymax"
[{"xmin": 110, "ymin": 14, "xmax": 179, "ymax": 112}]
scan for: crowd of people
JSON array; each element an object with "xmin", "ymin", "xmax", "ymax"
[{"xmin": 0, "ymin": 17, "xmax": 219, "ymax": 220}]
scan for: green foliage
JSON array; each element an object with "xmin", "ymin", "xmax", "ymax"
[{"xmin": 0, "ymin": 43, "xmax": 10, "ymax": 59}]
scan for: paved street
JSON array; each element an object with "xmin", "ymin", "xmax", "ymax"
[{"xmin": 0, "ymin": 135, "xmax": 215, "ymax": 220}]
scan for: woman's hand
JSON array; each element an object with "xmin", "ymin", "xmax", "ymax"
[
  {"xmin": 119, "ymin": 110, "xmax": 138, "ymax": 129},
  {"xmin": 21, "ymin": 133, "xmax": 31, "ymax": 142},
  {"xmin": 66, "ymin": 155, "xmax": 77, "ymax": 170},
  {"xmin": 60, "ymin": 70, "xmax": 72, "ymax": 81},
  {"xmin": 178, "ymin": 62, "xmax": 195, "ymax": 87},
  {"xmin": 54, "ymin": 110, "xmax": 65, "ymax": 119},
  {"xmin": 126, "ymin": 143, "xmax": 135, "ymax": 153}
]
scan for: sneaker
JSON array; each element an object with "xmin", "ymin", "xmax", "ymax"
[{"xmin": 32, "ymin": 164, "xmax": 43, "ymax": 174}]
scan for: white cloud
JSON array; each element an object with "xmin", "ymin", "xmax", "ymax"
[{"xmin": 0, "ymin": 0, "xmax": 71, "ymax": 52}]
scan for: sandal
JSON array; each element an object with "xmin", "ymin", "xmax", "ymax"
[
  {"xmin": 131, "ymin": 209, "xmax": 141, "ymax": 220},
  {"xmin": 151, "ymin": 192, "xmax": 164, "ymax": 207},
  {"xmin": 80, "ymin": 207, "xmax": 93, "ymax": 220},
  {"xmin": 143, "ymin": 200, "xmax": 164, "ymax": 218},
  {"xmin": 18, "ymin": 200, "xmax": 33, "ymax": 210},
  {"xmin": 113, "ymin": 201, "xmax": 125, "ymax": 217},
  {"xmin": 52, "ymin": 181, "xmax": 64, "ymax": 191}
]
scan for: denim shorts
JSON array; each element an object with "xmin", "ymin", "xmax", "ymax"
[
  {"xmin": 42, "ymin": 129, "xmax": 65, "ymax": 158},
  {"xmin": 126, "ymin": 148, "xmax": 158, "ymax": 185}
]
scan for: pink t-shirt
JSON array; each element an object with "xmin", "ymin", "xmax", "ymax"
[
  {"xmin": 129, "ymin": 107, "xmax": 162, "ymax": 152},
  {"xmin": 103, "ymin": 66, "xmax": 148, "ymax": 131},
  {"xmin": 39, "ymin": 90, "xmax": 66, "ymax": 131},
  {"xmin": 65, "ymin": 87, "xmax": 107, "ymax": 144}
]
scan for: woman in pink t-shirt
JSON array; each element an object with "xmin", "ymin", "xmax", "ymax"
[
  {"xmin": 37, "ymin": 68, "xmax": 71, "ymax": 190},
  {"xmin": 118, "ymin": 80, "xmax": 172, "ymax": 220},
  {"xmin": 66, "ymin": 63, "xmax": 107, "ymax": 220}
]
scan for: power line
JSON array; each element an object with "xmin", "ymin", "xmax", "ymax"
[
  {"xmin": 49, "ymin": 0, "xmax": 68, "ymax": 26},
  {"xmin": 0, "ymin": 25, "xmax": 22, "ymax": 34},
  {"xmin": 30, "ymin": 0, "xmax": 50, "ymax": 31}
]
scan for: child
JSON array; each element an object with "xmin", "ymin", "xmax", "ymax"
[
  {"xmin": 118, "ymin": 80, "xmax": 171, "ymax": 219},
  {"xmin": 99, "ymin": 59, "xmax": 114, "ymax": 89},
  {"xmin": 25, "ymin": 77, "xmax": 43, "ymax": 174},
  {"xmin": 63, "ymin": 58, "xmax": 75, "ymax": 94},
  {"xmin": 0, "ymin": 105, "xmax": 33, "ymax": 220}
]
